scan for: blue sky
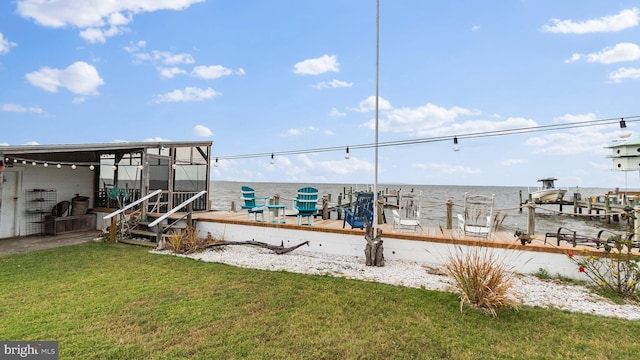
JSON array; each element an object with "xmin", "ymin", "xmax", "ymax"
[{"xmin": 1, "ymin": 1, "xmax": 640, "ymax": 188}]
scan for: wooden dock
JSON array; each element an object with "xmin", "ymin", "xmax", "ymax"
[{"xmin": 518, "ymin": 190, "xmax": 635, "ymax": 223}]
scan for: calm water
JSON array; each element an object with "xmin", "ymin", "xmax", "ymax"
[{"xmin": 210, "ymin": 181, "xmax": 628, "ymax": 236}]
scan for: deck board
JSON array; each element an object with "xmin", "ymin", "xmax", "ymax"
[{"xmin": 192, "ymin": 210, "xmax": 540, "ymax": 245}]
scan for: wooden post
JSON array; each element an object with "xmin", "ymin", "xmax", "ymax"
[
  {"xmin": 156, "ymin": 222, "xmax": 164, "ymax": 249},
  {"xmin": 364, "ymin": 217, "xmax": 384, "ymax": 267},
  {"xmin": 527, "ymin": 203, "xmax": 536, "ymax": 235},
  {"xmin": 446, "ymin": 200, "xmax": 453, "ymax": 229},
  {"xmin": 322, "ymin": 196, "xmax": 329, "ymax": 220},
  {"xmin": 605, "ymin": 196, "xmax": 611, "ymax": 224},
  {"xmin": 109, "ymin": 216, "xmax": 117, "ymax": 243},
  {"xmin": 337, "ymin": 194, "xmax": 342, "ymax": 220},
  {"xmin": 231, "ymin": 201, "xmax": 236, "ymax": 212},
  {"xmin": 519, "ymin": 190, "xmax": 523, "ymax": 212},
  {"xmin": 187, "ymin": 202, "xmax": 193, "ymax": 228}
]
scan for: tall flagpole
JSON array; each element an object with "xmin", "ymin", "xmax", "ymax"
[{"xmin": 373, "ymin": 0, "xmax": 379, "ymax": 234}]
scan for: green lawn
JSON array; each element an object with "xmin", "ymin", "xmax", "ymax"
[{"xmin": 1, "ymin": 242, "xmax": 639, "ymax": 359}]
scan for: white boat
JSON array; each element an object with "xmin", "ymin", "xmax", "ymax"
[{"xmin": 530, "ymin": 178, "xmax": 567, "ymax": 202}]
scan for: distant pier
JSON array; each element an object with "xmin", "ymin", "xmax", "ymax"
[{"xmin": 518, "ymin": 190, "xmax": 639, "ymax": 223}]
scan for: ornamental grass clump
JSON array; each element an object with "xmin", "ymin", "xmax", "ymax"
[
  {"xmin": 444, "ymin": 246, "xmax": 518, "ymax": 317},
  {"xmin": 567, "ymin": 234, "xmax": 640, "ymax": 300},
  {"xmin": 166, "ymin": 226, "xmax": 219, "ymax": 254}
]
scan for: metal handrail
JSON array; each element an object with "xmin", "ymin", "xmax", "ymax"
[
  {"xmin": 103, "ymin": 189, "xmax": 163, "ymax": 220},
  {"xmin": 148, "ymin": 190, "xmax": 207, "ymax": 228}
]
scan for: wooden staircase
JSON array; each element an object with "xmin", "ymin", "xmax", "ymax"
[{"xmin": 120, "ymin": 213, "xmax": 187, "ymax": 247}]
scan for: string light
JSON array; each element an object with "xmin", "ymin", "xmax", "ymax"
[
  {"xmin": 212, "ymin": 115, "xmax": 640, "ymax": 161},
  {"xmin": 270, "ymin": 153, "xmax": 275, "ymax": 165},
  {"xmin": 214, "ymin": 158, "xmax": 219, "ymax": 167},
  {"xmin": 89, "ymin": 165, "xmax": 95, "ymax": 170},
  {"xmin": 43, "ymin": 163, "xmax": 48, "ymax": 167},
  {"xmin": 453, "ymin": 136, "xmax": 460, "ymax": 152},
  {"xmin": 619, "ymin": 118, "xmax": 631, "ymax": 139},
  {"xmin": 71, "ymin": 164, "xmax": 76, "ymax": 169},
  {"xmin": 345, "ymin": 147, "xmax": 350, "ymax": 159},
  {"xmin": 56, "ymin": 164, "xmax": 61, "ymax": 169}
]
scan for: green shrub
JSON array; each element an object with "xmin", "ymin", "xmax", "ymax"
[{"xmin": 567, "ymin": 235, "xmax": 640, "ymax": 300}]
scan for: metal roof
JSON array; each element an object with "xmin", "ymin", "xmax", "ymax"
[{"xmin": 0, "ymin": 141, "xmax": 212, "ymax": 164}]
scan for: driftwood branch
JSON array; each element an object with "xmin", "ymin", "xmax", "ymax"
[
  {"xmin": 205, "ymin": 240, "xmax": 310, "ymax": 255},
  {"xmin": 364, "ymin": 216, "xmax": 384, "ymax": 267}
]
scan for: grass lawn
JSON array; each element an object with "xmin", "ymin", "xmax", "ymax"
[{"xmin": 1, "ymin": 241, "xmax": 639, "ymax": 359}]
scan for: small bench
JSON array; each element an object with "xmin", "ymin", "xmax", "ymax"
[
  {"xmin": 44, "ymin": 213, "xmax": 96, "ymax": 235},
  {"xmin": 544, "ymin": 227, "xmax": 606, "ymax": 249}
]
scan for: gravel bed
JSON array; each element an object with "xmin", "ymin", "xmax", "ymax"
[{"xmin": 152, "ymin": 245, "xmax": 640, "ymax": 321}]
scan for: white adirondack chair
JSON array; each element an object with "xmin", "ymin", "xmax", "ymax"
[{"xmin": 457, "ymin": 192, "xmax": 495, "ymax": 239}]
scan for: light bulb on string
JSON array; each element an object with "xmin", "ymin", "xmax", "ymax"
[
  {"xmin": 270, "ymin": 153, "xmax": 275, "ymax": 165},
  {"xmin": 214, "ymin": 158, "xmax": 219, "ymax": 167},
  {"xmin": 71, "ymin": 164, "xmax": 76, "ymax": 170},
  {"xmin": 56, "ymin": 164, "xmax": 61, "ymax": 169},
  {"xmin": 43, "ymin": 163, "xmax": 48, "ymax": 168},
  {"xmin": 453, "ymin": 136, "xmax": 460, "ymax": 152},
  {"xmin": 619, "ymin": 118, "xmax": 631, "ymax": 139},
  {"xmin": 89, "ymin": 165, "xmax": 95, "ymax": 170},
  {"xmin": 345, "ymin": 147, "xmax": 351, "ymax": 159}
]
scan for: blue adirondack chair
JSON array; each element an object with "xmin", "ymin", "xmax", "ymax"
[
  {"xmin": 293, "ymin": 187, "xmax": 319, "ymax": 225},
  {"xmin": 343, "ymin": 192, "xmax": 374, "ymax": 229},
  {"xmin": 241, "ymin": 186, "xmax": 267, "ymax": 221}
]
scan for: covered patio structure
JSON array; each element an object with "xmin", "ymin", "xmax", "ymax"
[{"xmin": 0, "ymin": 141, "xmax": 212, "ymax": 239}]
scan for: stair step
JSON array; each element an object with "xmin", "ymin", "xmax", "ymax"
[
  {"xmin": 130, "ymin": 229, "xmax": 157, "ymax": 238},
  {"xmin": 118, "ymin": 238, "xmax": 157, "ymax": 247}
]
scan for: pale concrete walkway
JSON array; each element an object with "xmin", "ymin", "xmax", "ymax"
[{"xmin": 0, "ymin": 230, "xmax": 103, "ymax": 256}]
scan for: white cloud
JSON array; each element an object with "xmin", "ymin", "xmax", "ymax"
[
  {"xmin": 0, "ymin": 33, "xmax": 17, "ymax": 54},
  {"xmin": 159, "ymin": 67, "xmax": 187, "ymax": 79},
  {"xmin": 25, "ymin": 61, "xmax": 104, "ymax": 95},
  {"xmin": 16, "ymin": 0, "xmax": 204, "ymax": 42},
  {"xmin": 377, "ymin": 104, "xmax": 479, "ymax": 133},
  {"xmin": 566, "ymin": 43, "xmax": 640, "ymax": 64},
  {"xmin": 152, "ymin": 87, "xmax": 220, "ymax": 103},
  {"xmin": 609, "ymin": 67, "xmax": 640, "ymax": 83},
  {"xmin": 293, "ymin": 54, "xmax": 339, "ymax": 75},
  {"xmin": 2, "ymin": 103, "xmax": 44, "ymax": 114},
  {"xmin": 191, "ymin": 65, "xmax": 235, "ymax": 79},
  {"xmin": 329, "ymin": 107, "xmax": 346, "ymax": 117},
  {"xmin": 193, "ymin": 125, "xmax": 213, "ymax": 137},
  {"xmin": 313, "ymin": 79, "xmax": 353, "ymax": 89},
  {"xmin": 281, "ymin": 126, "xmax": 319, "ymax": 136},
  {"xmin": 134, "ymin": 50, "xmax": 195, "ymax": 65},
  {"xmin": 526, "ymin": 131, "xmax": 612, "ymax": 156},
  {"xmin": 525, "ymin": 114, "xmax": 621, "ymax": 156},
  {"xmin": 542, "ymin": 8, "xmax": 639, "ymax": 34},
  {"xmin": 555, "ymin": 113, "xmax": 598, "ymax": 124},
  {"xmin": 471, "ymin": 25, "xmax": 480, "ymax": 31},
  {"xmin": 435, "ymin": 117, "xmax": 537, "ymax": 140},
  {"xmin": 350, "ymin": 96, "xmax": 392, "ymax": 113},
  {"xmin": 143, "ymin": 137, "xmax": 172, "ymax": 142},
  {"xmin": 123, "ymin": 40, "xmax": 146, "ymax": 53}
]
